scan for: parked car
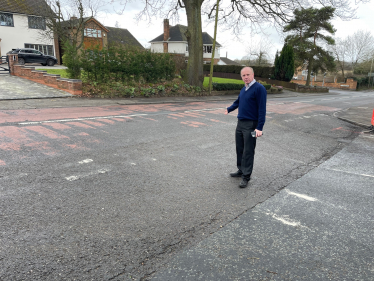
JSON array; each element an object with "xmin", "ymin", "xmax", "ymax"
[{"xmin": 6, "ymin": 48, "xmax": 57, "ymax": 66}]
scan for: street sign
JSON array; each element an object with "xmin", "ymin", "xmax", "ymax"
[{"xmin": 368, "ymin": 73, "xmax": 374, "ymax": 77}]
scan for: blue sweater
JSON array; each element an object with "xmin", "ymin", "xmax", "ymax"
[{"xmin": 227, "ymin": 82, "xmax": 267, "ymax": 131}]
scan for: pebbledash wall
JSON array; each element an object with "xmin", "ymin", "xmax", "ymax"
[
  {"xmin": 292, "ymin": 76, "xmax": 357, "ymax": 90},
  {"xmin": 8, "ymin": 54, "xmax": 82, "ymax": 95}
]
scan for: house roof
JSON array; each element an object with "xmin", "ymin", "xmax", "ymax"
[
  {"xmin": 105, "ymin": 26, "xmax": 144, "ymax": 49},
  {"xmin": 61, "ymin": 17, "xmax": 109, "ymax": 32},
  {"xmin": 219, "ymin": 57, "xmax": 242, "ymax": 65},
  {"xmin": 149, "ymin": 24, "xmax": 221, "ymax": 46},
  {"xmin": 0, "ymin": 0, "xmax": 54, "ymax": 17}
]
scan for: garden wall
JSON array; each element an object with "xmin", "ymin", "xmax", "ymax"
[
  {"xmin": 8, "ymin": 54, "xmax": 82, "ymax": 95},
  {"xmin": 292, "ymin": 76, "xmax": 357, "ymax": 90}
]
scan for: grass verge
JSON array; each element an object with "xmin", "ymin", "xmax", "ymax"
[
  {"xmin": 38, "ymin": 69, "xmax": 69, "ymax": 78},
  {"xmin": 203, "ymin": 77, "xmax": 243, "ymax": 87}
]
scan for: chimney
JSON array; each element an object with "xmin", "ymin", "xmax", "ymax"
[
  {"xmin": 70, "ymin": 16, "xmax": 78, "ymax": 21},
  {"xmin": 163, "ymin": 19, "xmax": 169, "ymax": 53}
]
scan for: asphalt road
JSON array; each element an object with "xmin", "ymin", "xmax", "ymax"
[{"xmin": 0, "ymin": 90, "xmax": 372, "ymax": 280}]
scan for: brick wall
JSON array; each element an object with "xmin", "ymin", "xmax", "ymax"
[
  {"xmin": 9, "ymin": 54, "xmax": 82, "ymax": 95},
  {"xmin": 292, "ymin": 76, "xmax": 357, "ymax": 90}
]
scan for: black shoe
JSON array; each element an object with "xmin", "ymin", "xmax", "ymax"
[
  {"xmin": 230, "ymin": 170, "xmax": 243, "ymax": 177},
  {"xmin": 239, "ymin": 179, "xmax": 249, "ymax": 188}
]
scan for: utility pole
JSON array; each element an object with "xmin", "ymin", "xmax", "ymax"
[{"xmin": 209, "ymin": 0, "xmax": 220, "ymax": 94}]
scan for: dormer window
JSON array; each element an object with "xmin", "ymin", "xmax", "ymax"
[
  {"xmin": 0, "ymin": 13, "xmax": 14, "ymax": 27},
  {"xmin": 84, "ymin": 28, "xmax": 102, "ymax": 38}
]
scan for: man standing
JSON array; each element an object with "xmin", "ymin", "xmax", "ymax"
[{"xmin": 225, "ymin": 67, "xmax": 267, "ymax": 188}]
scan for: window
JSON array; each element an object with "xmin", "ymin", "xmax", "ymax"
[
  {"xmin": 28, "ymin": 16, "xmax": 46, "ymax": 30},
  {"xmin": 203, "ymin": 46, "xmax": 212, "ymax": 53},
  {"xmin": 24, "ymin": 44, "xmax": 54, "ymax": 56},
  {"xmin": 84, "ymin": 28, "xmax": 102, "ymax": 38},
  {"xmin": 0, "ymin": 13, "xmax": 14, "ymax": 26}
]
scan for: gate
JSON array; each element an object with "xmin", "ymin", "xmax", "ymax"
[{"xmin": 0, "ymin": 56, "xmax": 10, "ymax": 74}]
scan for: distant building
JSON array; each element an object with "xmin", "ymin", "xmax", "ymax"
[
  {"xmin": 105, "ymin": 26, "xmax": 144, "ymax": 49},
  {"xmin": 149, "ymin": 19, "xmax": 221, "ymax": 64},
  {"xmin": 217, "ymin": 57, "xmax": 242, "ymax": 66},
  {"xmin": 0, "ymin": 0, "xmax": 57, "ymax": 60}
]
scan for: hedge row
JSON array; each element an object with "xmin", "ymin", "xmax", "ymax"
[
  {"xmin": 80, "ymin": 46, "xmax": 175, "ymax": 83},
  {"xmin": 203, "ymin": 65, "xmax": 275, "ymax": 78},
  {"xmin": 212, "ymin": 83, "xmax": 243, "ymax": 91},
  {"xmin": 212, "ymin": 82, "xmax": 271, "ymax": 91}
]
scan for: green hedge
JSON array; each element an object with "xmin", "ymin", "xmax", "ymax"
[
  {"xmin": 212, "ymin": 83, "xmax": 243, "ymax": 91},
  {"xmin": 212, "ymin": 83, "xmax": 271, "ymax": 91},
  {"xmin": 80, "ymin": 46, "xmax": 175, "ymax": 83},
  {"xmin": 203, "ymin": 65, "xmax": 275, "ymax": 78}
]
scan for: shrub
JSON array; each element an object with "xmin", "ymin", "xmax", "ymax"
[
  {"xmin": 62, "ymin": 40, "xmax": 81, "ymax": 79},
  {"xmin": 212, "ymin": 83, "xmax": 243, "ymax": 91},
  {"xmin": 80, "ymin": 46, "xmax": 176, "ymax": 84},
  {"xmin": 203, "ymin": 65, "xmax": 275, "ymax": 78}
]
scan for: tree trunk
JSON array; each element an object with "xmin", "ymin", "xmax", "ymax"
[
  {"xmin": 306, "ymin": 56, "xmax": 313, "ymax": 86},
  {"xmin": 183, "ymin": 0, "xmax": 204, "ymax": 88}
]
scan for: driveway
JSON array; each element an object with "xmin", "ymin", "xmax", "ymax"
[{"xmin": 0, "ymin": 74, "xmax": 72, "ymax": 100}]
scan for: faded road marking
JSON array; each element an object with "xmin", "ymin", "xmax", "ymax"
[
  {"xmin": 285, "ymin": 189, "xmax": 318, "ymax": 201},
  {"xmin": 18, "ymin": 114, "xmax": 148, "ymax": 125},
  {"xmin": 264, "ymin": 212, "xmax": 308, "ymax": 228},
  {"xmin": 65, "ymin": 168, "xmax": 110, "ymax": 181},
  {"xmin": 325, "ymin": 168, "xmax": 374, "ymax": 178},
  {"xmin": 78, "ymin": 159, "xmax": 93, "ymax": 164}
]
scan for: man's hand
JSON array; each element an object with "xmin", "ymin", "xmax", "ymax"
[
  {"xmin": 255, "ymin": 129, "xmax": 263, "ymax": 137},
  {"xmin": 225, "ymin": 109, "xmax": 228, "ymax": 115}
]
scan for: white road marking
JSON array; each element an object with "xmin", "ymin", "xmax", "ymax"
[
  {"xmin": 131, "ymin": 163, "xmax": 136, "ymax": 165},
  {"xmin": 285, "ymin": 189, "xmax": 318, "ymax": 201},
  {"xmin": 78, "ymin": 159, "xmax": 93, "ymax": 164},
  {"xmin": 185, "ymin": 107, "xmax": 225, "ymax": 113},
  {"xmin": 264, "ymin": 212, "xmax": 308, "ymax": 228},
  {"xmin": 18, "ymin": 114, "xmax": 148, "ymax": 125},
  {"xmin": 325, "ymin": 168, "xmax": 374, "ymax": 178},
  {"xmin": 65, "ymin": 168, "xmax": 110, "ymax": 181}
]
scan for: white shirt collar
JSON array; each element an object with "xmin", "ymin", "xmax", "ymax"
[{"xmin": 245, "ymin": 79, "xmax": 256, "ymax": 91}]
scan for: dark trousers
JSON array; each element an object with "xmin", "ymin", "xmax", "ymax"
[{"xmin": 235, "ymin": 119, "xmax": 257, "ymax": 180}]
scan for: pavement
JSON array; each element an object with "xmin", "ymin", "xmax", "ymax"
[
  {"xmin": 1, "ymin": 73, "xmax": 374, "ymax": 280},
  {"xmin": 151, "ymin": 134, "xmax": 374, "ymax": 280}
]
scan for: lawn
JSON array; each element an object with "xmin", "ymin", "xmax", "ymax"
[
  {"xmin": 203, "ymin": 77, "xmax": 243, "ymax": 87},
  {"xmin": 38, "ymin": 69, "xmax": 69, "ymax": 78}
]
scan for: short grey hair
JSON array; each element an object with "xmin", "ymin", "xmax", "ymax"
[{"xmin": 241, "ymin": 66, "xmax": 254, "ymax": 75}]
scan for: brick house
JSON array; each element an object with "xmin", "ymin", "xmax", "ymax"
[
  {"xmin": 0, "ymin": 0, "xmax": 58, "ymax": 61},
  {"xmin": 149, "ymin": 19, "xmax": 221, "ymax": 64}
]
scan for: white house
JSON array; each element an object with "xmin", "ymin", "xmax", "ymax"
[
  {"xmin": 149, "ymin": 19, "xmax": 221, "ymax": 64},
  {"xmin": 0, "ymin": 0, "xmax": 58, "ymax": 61}
]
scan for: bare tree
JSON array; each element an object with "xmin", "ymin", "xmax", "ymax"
[
  {"xmin": 245, "ymin": 39, "xmax": 274, "ymax": 66},
  {"xmin": 345, "ymin": 30, "xmax": 374, "ymax": 71},
  {"xmin": 40, "ymin": 0, "xmax": 107, "ymax": 50},
  {"xmin": 112, "ymin": 0, "xmax": 366, "ymax": 87},
  {"xmin": 330, "ymin": 37, "xmax": 350, "ymax": 77}
]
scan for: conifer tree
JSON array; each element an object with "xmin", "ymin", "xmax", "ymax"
[{"xmin": 274, "ymin": 44, "xmax": 295, "ymax": 82}]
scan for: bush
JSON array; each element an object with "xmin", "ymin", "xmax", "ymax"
[
  {"xmin": 257, "ymin": 80, "xmax": 271, "ymax": 90},
  {"xmin": 80, "ymin": 46, "xmax": 176, "ymax": 84},
  {"xmin": 62, "ymin": 40, "xmax": 81, "ymax": 79},
  {"xmin": 212, "ymin": 83, "xmax": 243, "ymax": 91},
  {"xmin": 203, "ymin": 65, "xmax": 275, "ymax": 78}
]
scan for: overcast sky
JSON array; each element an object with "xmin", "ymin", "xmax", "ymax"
[{"xmin": 96, "ymin": 1, "xmax": 374, "ymax": 61}]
